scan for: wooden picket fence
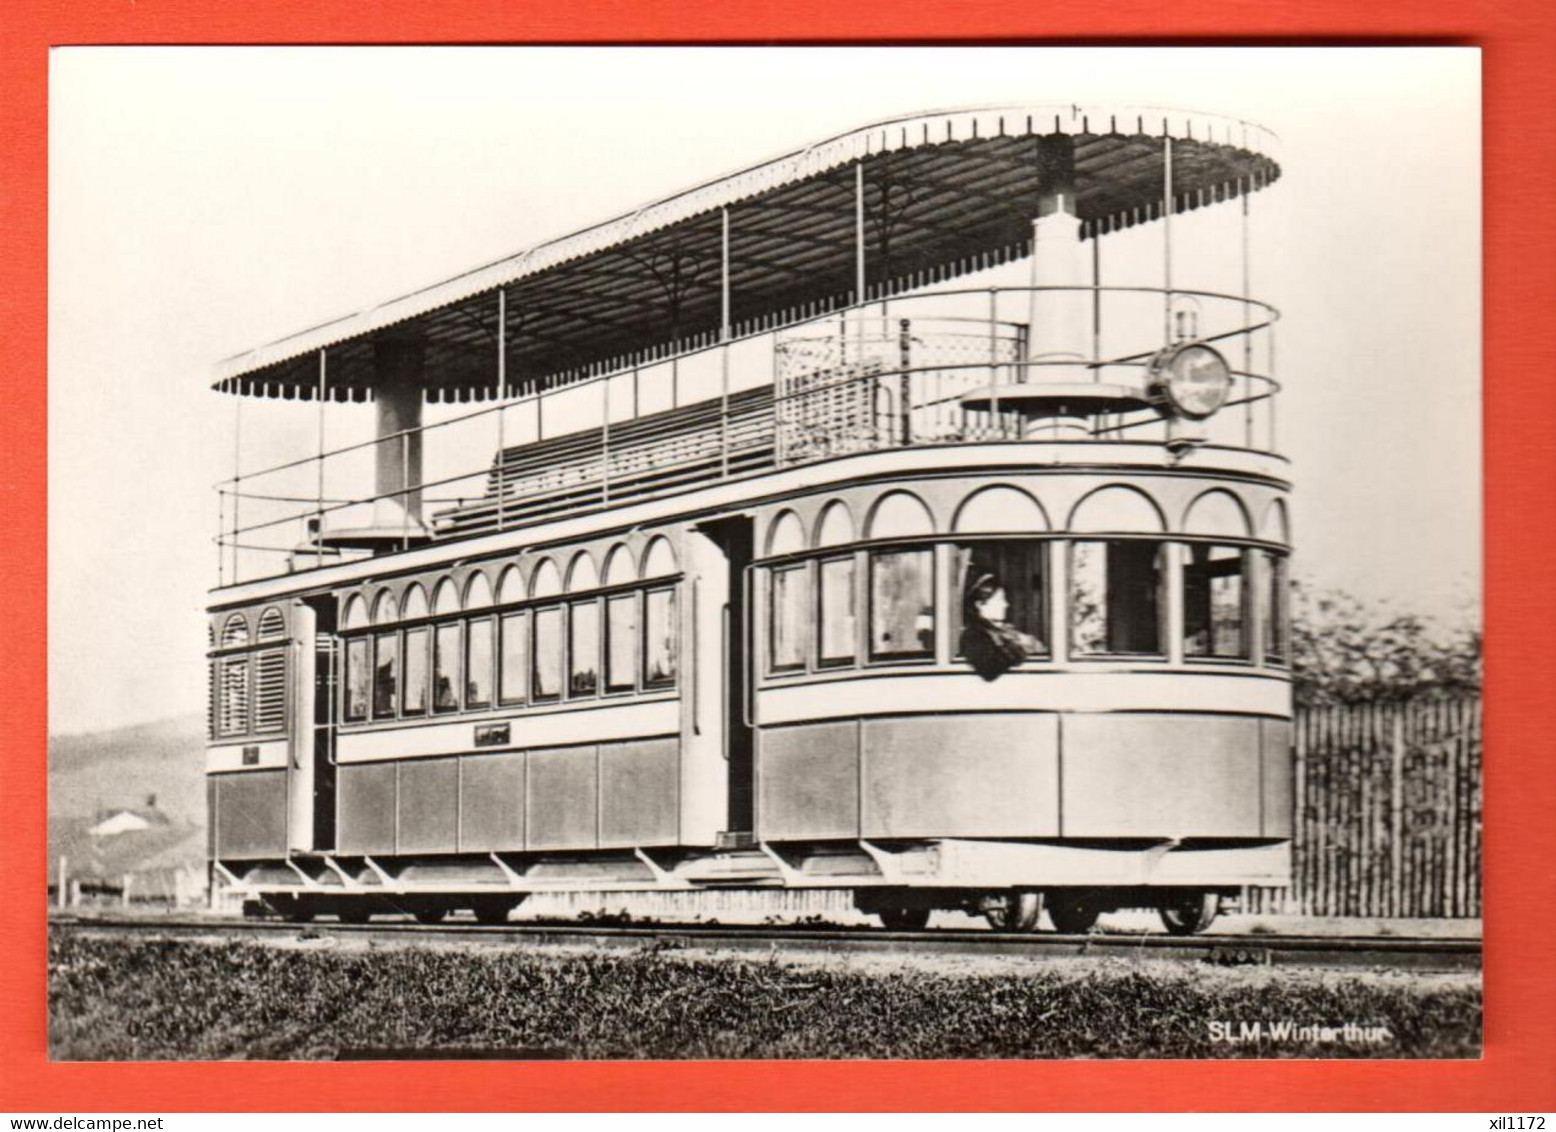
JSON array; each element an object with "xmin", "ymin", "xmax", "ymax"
[{"xmin": 1243, "ymin": 695, "xmax": 1482, "ymax": 918}]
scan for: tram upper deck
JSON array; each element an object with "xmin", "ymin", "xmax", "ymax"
[{"xmin": 210, "ymin": 104, "xmax": 1282, "ymax": 592}]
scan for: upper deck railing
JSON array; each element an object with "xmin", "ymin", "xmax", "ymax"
[{"xmin": 215, "ymin": 284, "xmax": 1278, "ymax": 586}]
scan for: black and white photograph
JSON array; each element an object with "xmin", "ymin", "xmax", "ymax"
[{"xmin": 47, "ymin": 46, "xmax": 1482, "ymax": 1061}]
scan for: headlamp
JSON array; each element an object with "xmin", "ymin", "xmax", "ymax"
[{"xmin": 1148, "ymin": 342, "xmax": 1233, "ymax": 420}]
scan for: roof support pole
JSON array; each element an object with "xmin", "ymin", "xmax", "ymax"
[
  {"xmin": 602, "ymin": 373, "xmax": 611, "ymax": 505},
  {"xmin": 854, "ymin": 161, "xmax": 866, "ymax": 305},
  {"xmin": 1163, "ymin": 134, "xmax": 1174, "ymax": 345},
  {"xmin": 316, "ymin": 349, "xmax": 327, "ymax": 546},
  {"xmin": 720, "ymin": 206, "xmax": 731, "ymax": 478},
  {"xmin": 1241, "ymin": 179, "xmax": 1253, "ymax": 449},
  {"xmin": 231, "ymin": 395, "xmax": 242, "ymax": 583},
  {"xmin": 720, "ymin": 207, "xmax": 731, "ymax": 341},
  {"xmin": 497, "ymin": 288, "xmax": 507, "ymax": 532}
]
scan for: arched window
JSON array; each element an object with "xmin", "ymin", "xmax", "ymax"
[
  {"xmin": 372, "ymin": 588, "xmax": 398, "ymax": 625},
  {"xmin": 766, "ymin": 510, "xmax": 806, "ymax": 557},
  {"xmin": 815, "ymin": 501, "xmax": 856, "ymax": 548},
  {"xmin": 866, "ymin": 491, "xmax": 935, "ymax": 540},
  {"xmin": 862, "ymin": 493, "xmax": 935, "ymax": 661},
  {"xmin": 1260, "ymin": 499, "xmax": 1291, "ymax": 546},
  {"xmin": 529, "ymin": 558, "xmax": 562, "ymax": 599},
  {"xmin": 256, "ymin": 607, "xmax": 286, "ymax": 641},
  {"xmin": 432, "ymin": 577, "xmax": 462, "ymax": 615},
  {"xmin": 1178, "ymin": 490, "xmax": 1253, "ymax": 661},
  {"xmin": 1069, "ymin": 488, "xmax": 1167, "ymax": 658},
  {"xmin": 217, "ymin": 615, "xmax": 251, "ymax": 737},
  {"xmin": 497, "ymin": 564, "xmax": 526, "ymax": 605},
  {"xmin": 400, "ymin": 583, "xmax": 430, "ymax": 621},
  {"xmin": 400, "ymin": 585, "xmax": 430, "ymax": 717},
  {"xmin": 1067, "ymin": 485, "xmax": 1167, "ymax": 533},
  {"xmin": 640, "ymin": 536, "xmax": 678, "ymax": 579},
  {"xmin": 220, "ymin": 614, "xmax": 250, "ymax": 648},
  {"xmin": 951, "ymin": 487, "xmax": 1052, "ymax": 660},
  {"xmin": 603, "ymin": 544, "xmax": 636, "ymax": 587},
  {"xmin": 464, "ymin": 571, "xmax": 494, "ymax": 609},
  {"xmin": 1182, "ymin": 490, "xmax": 1252, "ymax": 539},
  {"xmin": 566, "ymin": 550, "xmax": 599, "ymax": 593},
  {"xmin": 953, "ymin": 485, "xmax": 1049, "ymax": 533},
  {"xmin": 1259, "ymin": 500, "xmax": 1292, "ymax": 665},
  {"xmin": 342, "ymin": 594, "xmax": 369, "ymax": 632}
]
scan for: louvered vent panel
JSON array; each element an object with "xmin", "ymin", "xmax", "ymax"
[
  {"xmin": 257, "ymin": 607, "xmax": 286, "ymax": 641},
  {"xmin": 254, "ymin": 649, "xmax": 287, "ymax": 733},
  {"xmin": 219, "ymin": 657, "xmax": 249, "ymax": 736},
  {"xmin": 207, "ymin": 662, "xmax": 216, "ymax": 740}
]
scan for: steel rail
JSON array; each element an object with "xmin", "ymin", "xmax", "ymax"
[{"xmin": 50, "ymin": 915, "xmax": 1480, "ymax": 972}]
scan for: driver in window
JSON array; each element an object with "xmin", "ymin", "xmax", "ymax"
[{"xmin": 960, "ymin": 571, "xmax": 1042, "ymax": 681}]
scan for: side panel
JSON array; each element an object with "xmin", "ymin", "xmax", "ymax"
[
  {"xmin": 336, "ymin": 762, "xmax": 398, "ymax": 855},
  {"xmin": 680, "ymin": 530, "xmax": 728, "ymax": 844},
  {"xmin": 1260, "ymin": 717, "xmax": 1295, "ymax": 838},
  {"xmin": 396, "ymin": 758, "xmax": 459, "ymax": 854},
  {"xmin": 458, "ymin": 751, "xmax": 527, "ymax": 852},
  {"xmin": 861, "ymin": 714, "xmax": 1060, "ymax": 839},
  {"xmin": 526, "ymin": 745, "xmax": 599, "ymax": 850},
  {"xmin": 286, "ymin": 602, "xmax": 315, "ymax": 852},
  {"xmin": 212, "ymin": 770, "xmax": 289, "ymax": 859},
  {"xmin": 598, "ymin": 738, "xmax": 680, "ymax": 847},
  {"xmin": 756, "ymin": 720, "xmax": 859, "ymax": 840},
  {"xmin": 1061, "ymin": 713, "xmax": 1263, "ymax": 838}
]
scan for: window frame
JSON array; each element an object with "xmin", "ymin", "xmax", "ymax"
[
  {"xmin": 949, "ymin": 537, "xmax": 1052, "ymax": 661},
  {"xmin": 498, "ymin": 610, "xmax": 529, "ymax": 707},
  {"xmin": 865, "ymin": 544, "xmax": 938, "ymax": 664},
  {"xmin": 432, "ymin": 621, "xmax": 463, "ymax": 715},
  {"xmin": 642, "ymin": 584, "xmax": 679, "ymax": 691},
  {"xmin": 604, "ymin": 592, "xmax": 640, "ymax": 695},
  {"xmin": 531, "ymin": 604, "xmax": 565, "ymax": 703},
  {"xmin": 1180, "ymin": 541, "xmax": 1253, "ymax": 664},
  {"xmin": 1066, "ymin": 537, "xmax": 1169, "ymax": 661},
  {"xmin": 816, "ymin": 552, "xmax": 860, "ymax": 668},
  {"xmin": 371, "ymin": 630, "xmax": 401, "ymax": 720},
  {"xmin": 766, "ymin": 561, "xmax": 812, "ymax": 676},
  {"xmin": 342, "ymin": 635, "xmax": 371, "ymax": 724},
  {"xmin": 464, "ymin": 614, "xmax": 496, "ymax": 710},
  {"xmin": 397, "ymin": 626, "xmax": 429, "ymax": 717},
  {"xmin": 568, "ymin": 598, "xmax": 602, "ymax": 700},
  {"xmin": 1262, "ymin": 549, "xmax": 1292, "ymax": 667}
]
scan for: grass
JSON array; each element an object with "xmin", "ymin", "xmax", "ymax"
[{"xmin": 48, "ymin": 931, "xmax": 1480, "ymax": 1060}]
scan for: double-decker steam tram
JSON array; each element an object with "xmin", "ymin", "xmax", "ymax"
[{"xmin": 207, "ymin": 106, "xmax": 1291, "ymax": 934}]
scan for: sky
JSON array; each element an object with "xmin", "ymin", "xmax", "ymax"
[{"xmin": 47, "ymin": 46, "xmax": 1481, "ymax": 736}]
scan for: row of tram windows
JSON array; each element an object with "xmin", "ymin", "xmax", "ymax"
[
  {"xmin": 767, "ymin": 538, "xmax": 1291, "ymax": 674},
  {"xmin": 342, "ymin": 585, "xmax": 679, "ymax": 724}
]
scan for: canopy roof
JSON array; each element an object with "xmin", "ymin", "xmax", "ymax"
[{"xmin": 213, "ymin": 103, "xmax": 1279, "ymax": 404}]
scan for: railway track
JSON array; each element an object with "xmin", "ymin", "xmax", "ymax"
[{"xmin": 49, "ymin": 914, "xmax": 1481, "ymax": 971}]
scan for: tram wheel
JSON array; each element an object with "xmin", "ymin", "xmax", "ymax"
[
  {"xmin": 878, "ymin": 907, "xmax": 931, "ymax": 931},
  {"xmin": 337, "ymin": 904, "xmax": 373, "ymax": 925},
  {"xmin": 1159, "ymin": 891, "xmax": 1220, "ymax": 936},
  {"xmin": 269, "ymin": 896, "xmax": 314, "ymax": 924},
  {"xmin": 981, "ymin": 892, "xmax": 1042, "ymax": 932},
  {"xmin": 412, "ymin": 906, "xmax": 449, "ymax": 925},
  {"xmin": 470, "ymin": 898, "xmax": 516, "ymax": 926},
  {"xmin": 1046, "ymin": 891, "xmax": 1103, "ymax": 934}
]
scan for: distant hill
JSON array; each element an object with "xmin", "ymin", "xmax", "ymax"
[{"xmin": 49, "ymin": 713, "xmax": 206, "ymax": 827}]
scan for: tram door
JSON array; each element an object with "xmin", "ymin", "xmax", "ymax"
[
  {"xmin": 287, "ymin": 595, "xmax": 337, "ymax": 853},
  {"xmin": 693, "ymin": 516, "xmax": 756, "ymax": 838}
]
